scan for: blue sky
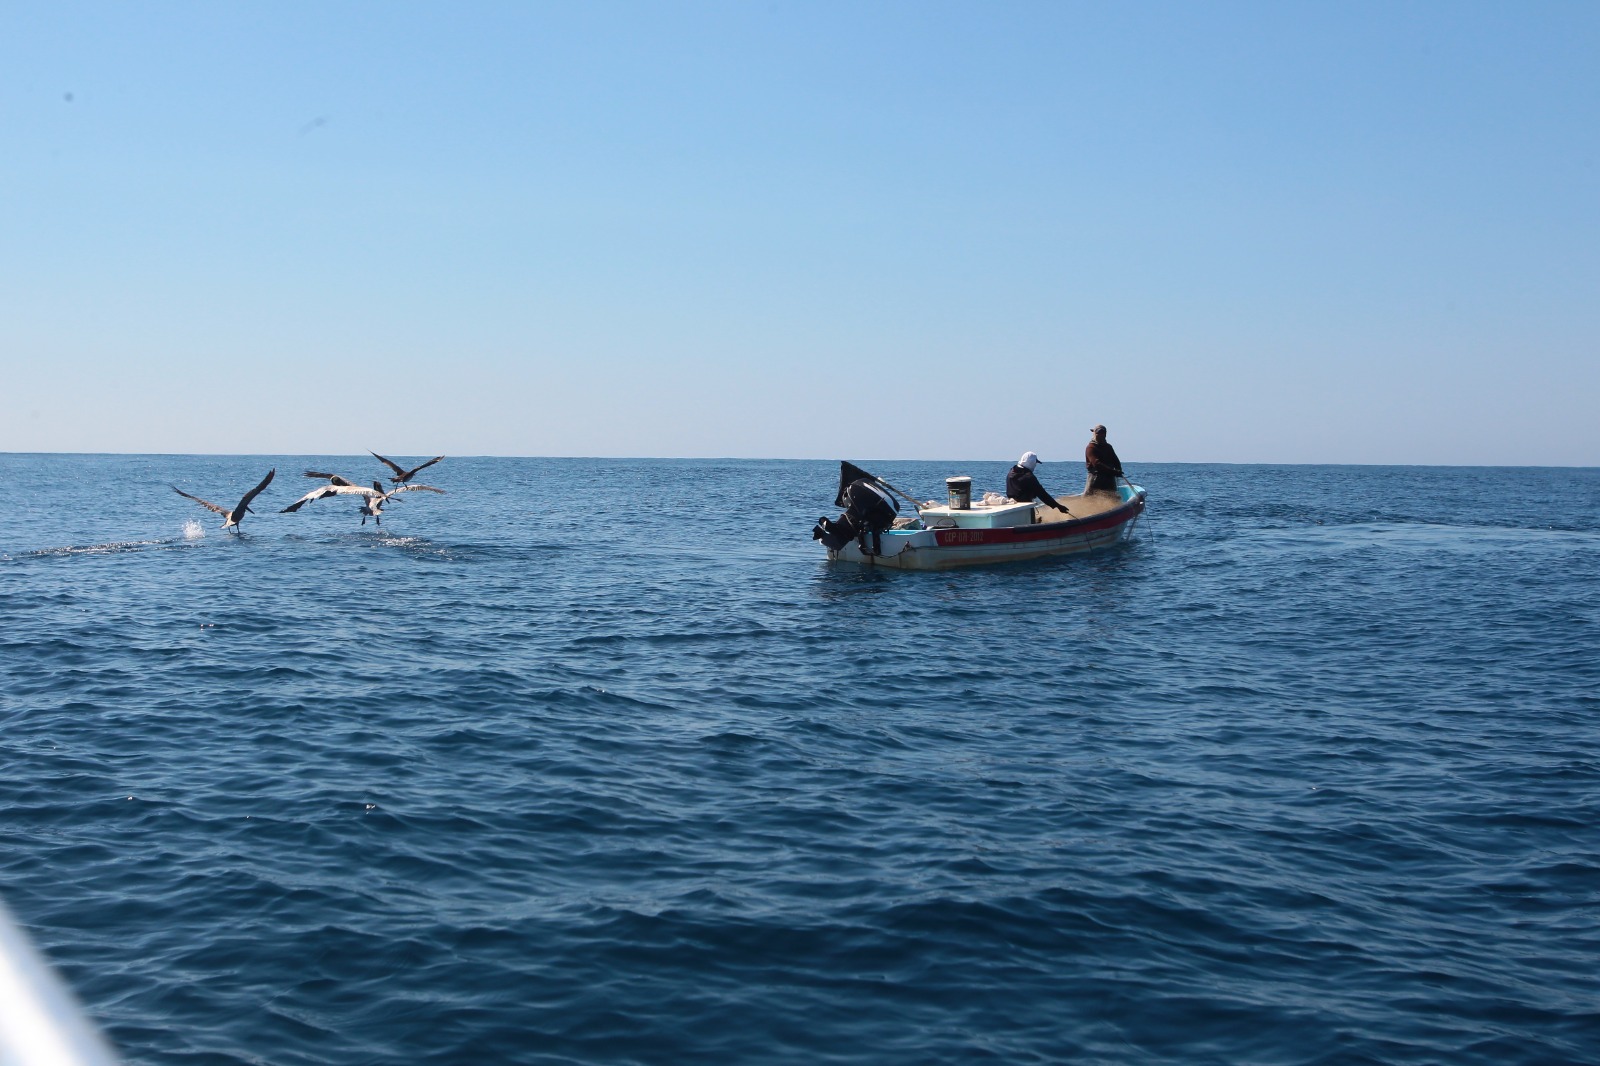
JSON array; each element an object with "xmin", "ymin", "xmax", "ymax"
[{"xmin": 2, "ymin": 1, "xmax": 1596, "ymax": 464}]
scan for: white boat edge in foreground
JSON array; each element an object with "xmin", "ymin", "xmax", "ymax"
[{"xmin": 0, "ymin": 898, "xmax": 120, "ymax": 1066}]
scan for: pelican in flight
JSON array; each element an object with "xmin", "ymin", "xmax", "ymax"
[
  {"xmin": 281, "ymin": 472, "xmax": 444, "ymax": 526},
  {"xmin": 172, "ymin": 469, "xmax": 276, "ymax": 532},
  {"xmin": 371, "ymin": 451, "xmax": 444, "ymax": 485}
]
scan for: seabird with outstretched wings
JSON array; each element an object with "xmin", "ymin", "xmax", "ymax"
[
  {"xmin": 172, "ymin": 468, "xmax": 275, "ymax": 531},
  {"xmin": 371, "ymin": 452, "xmax": 444, "ymax": 484},
  {"xmin": 281, "ymin": 474, "xmax": 445, "ymax": 525},
  {"xmin": 280, "ymin": 473, "xmax": 375, "ymax": 514}
]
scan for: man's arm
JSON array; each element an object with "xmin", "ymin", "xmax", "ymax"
[{"xmin": 1023, "ymin": 471, "xmax": 1071, "ymax": 511}]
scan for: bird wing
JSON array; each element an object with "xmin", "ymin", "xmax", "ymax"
[
  {"xmin": 393, "ymin": 484, "xmax": 445, "ymax": 495},
  {"xmin": 173, "ymin": 486, "xmax": 227, "ymax": 515},
  {"xmin": 234, "ymin": 468, "xmax": 276, "ymax": 514},
  {"xmin": 281, "ymin": 486, "xmax": 337, "ymax": 513},
  {"xmin": 283, "ymin": 483, "xmax": 381, "ymax": 511},
  {"xmin": 303, "ymin": 470, "xmax": 358, "ymax": 487},
  {"xmin": 370, "ymin": 451, "xmax": 406, "ymax": 478},
  {"xmin": 399, "ymin": 455, "xmax": 444, "ymax": 481}
]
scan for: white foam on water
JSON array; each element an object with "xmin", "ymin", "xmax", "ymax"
[
  {"xmin": 27, "ymin": 540, "xmax": 165, "ymax": 557},
  {"xmin": 183, "ymin": 520, "xmax": 206, "ymax": 540}
]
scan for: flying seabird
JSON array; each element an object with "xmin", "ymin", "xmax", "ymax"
[
  {"xmin": 281, "ymin": 472, "xmax": 444, "ymax": 526},
  {"xmin": 172, "ymin": 469, "xmax": 276, "ymax": 532},
  {"xmin": 371, "ymin": 452, "xmax": 444, "ymax": 485}
]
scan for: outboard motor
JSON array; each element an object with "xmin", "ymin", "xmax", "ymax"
[
  {"xmin": 813, "ymin": 478, "xmax": 898, "ymax": 555},
  {"xmin": 812, "ymin": 514, "xmax": 859, "ymax": 551}
]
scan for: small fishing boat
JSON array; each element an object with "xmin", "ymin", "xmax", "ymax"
[{"xmin": 815, "ymin": 463, "xmax": 1145, "ymax": 570}]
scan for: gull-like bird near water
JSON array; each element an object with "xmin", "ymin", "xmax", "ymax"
[
  {"xmin": 371, "ymin": 451, "xmax": 444, "ymax": 485},
  {"xmin": 281, "ymin": 472, "xmax": 444, "ymax": 526},
  {"xmin": 172, "ymin": 469, "xmax": 276, "ymax": 532}
]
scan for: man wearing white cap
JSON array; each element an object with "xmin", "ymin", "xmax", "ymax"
[{"xmin": 1006, "ymin": 452, "xmax": 1072, "ymax": 516}]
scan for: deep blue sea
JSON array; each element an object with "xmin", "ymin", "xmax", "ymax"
[{"xmin": 2, "ymin": 455, "xmax": 1597, "ymax": 1066}]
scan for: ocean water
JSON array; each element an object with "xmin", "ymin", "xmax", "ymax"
[{"xmin": 2, "ymin": 454, "xmax": 1597, "ymax": 1066}]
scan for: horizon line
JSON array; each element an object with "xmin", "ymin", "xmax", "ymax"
[{"xmin": 1, "ymin": 450, "xmax": 1596, "ymax": 471}]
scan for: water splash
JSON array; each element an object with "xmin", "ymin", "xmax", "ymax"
[{"xmin": 183, "ymin": 520, "xmax": 206, "ymax": 540}]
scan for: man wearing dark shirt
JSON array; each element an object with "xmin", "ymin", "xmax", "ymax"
[
  {"xmin": 1084, "ymin": 425, "xmax": 1124, "ymax": 493},
  {"xmin": 1006, "ymin": 452, "xmax": 1072, "ymax": 516}
]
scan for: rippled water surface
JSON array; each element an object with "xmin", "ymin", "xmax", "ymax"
[{"xmin": 3, "ymin": 455, "xmax": 1598, "ymax": 1065}]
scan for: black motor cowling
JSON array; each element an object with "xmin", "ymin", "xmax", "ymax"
[
  {"xmin": 815, "ymin": 463, "xmax": 903, "ymax": 553},
  {"xmin": 813, "ymin": 478, "xmax": 897, "ymax": 552}
]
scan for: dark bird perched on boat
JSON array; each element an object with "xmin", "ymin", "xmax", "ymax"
[
  {"xmin": 281, "ymin": 472, "xmax": 444, "ymax": 526},
  {"xmin": 172, "ymin": 469, "xmax": 276, "ymax": 532},
  {"xmin": 371, "ymin": 451, "xmax": 444, "ymax": 485}
]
